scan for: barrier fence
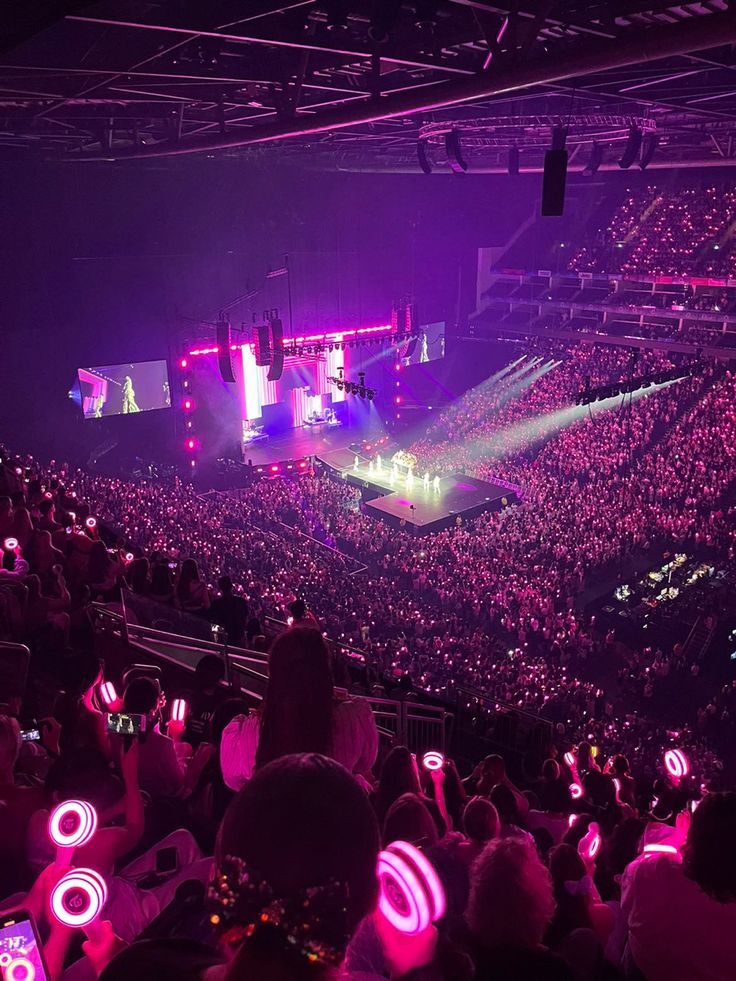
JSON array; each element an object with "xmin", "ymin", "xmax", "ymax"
[{"xmin": 91, "ymin": 604, "xmax": 451, "ymax": 754}]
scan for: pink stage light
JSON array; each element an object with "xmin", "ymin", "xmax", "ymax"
[
  {"xmin": 377, "ymin": 840, "xmax": 446, "ymax": 935},
  {"xmin": 51, "ymin": 868, "xmax": 107, "ymax": 929},
  {"xmin": 99, "ymin": 682, "xmax": 118, "ymax": 706},
  {"xmin": 189, "ymin": 323, "xmax": 394, "ymax": 358},
  {"xmin": 183, "ymin": 398, "xmax": 193, "ymax": 411},
  {"xmin": 171, "ymin": 698, "xmax": 188, "ymax": 723},
  {"xmin": 85, "ymin": 517, "xmax": 97, "ymax": 530},
  {"xmin": 186, "ymin": 438, "xmax": 197, "ymax": 451},
  {"xmin": 299, "ymin": 461, "xmax": 308, "ymax": 469},
  {"xmin": 570, "ymin": 782, "xmax": 583, "ymax": 800},
  {"xmin": 270, "ymin": 465, "xmax": 279, "ymax": 473},
  {"xmin": 180, "ymin": 358, "xmax": 188, "ymax": 369},
  {"xmin": 664, "ymin": 749, "xmax": 689, "ymax": 780},
  {"xmin": 422, "ymin": 751, "xmax": 445, "ymax": 771},
  {"xmin": 48, "ymin": 800, "xmax": 98, "ymax": 850},
  {"xmin": 3, "ymin": 537, "xmax": 18, "ymax": 550}
]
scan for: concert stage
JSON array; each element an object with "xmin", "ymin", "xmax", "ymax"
[
  {"xmin": 241, "ymin": 422, "xmax": 386, "ymax": 467},
  {"xmin": 316, "ymin": 448, "xmax": 520, "ymax": 534}
]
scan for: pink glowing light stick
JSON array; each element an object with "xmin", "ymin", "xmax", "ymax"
[
  {"xmin": 568, "ymin": 813, "xmax": 579, "ymax": 828},
  {"xmin": 50, "ymin": 868, "xmax": 108, "ymax": 941},
  {"xmin": 422, "ymin": 751, "xmax": 444, "ymax": 771},
  {"xmin": 564, "ymin": 751, "xmax": 576, "ymax": 768},
  {"xmin": 3, "ymin": 537, "xmax": 18, "ymax": 550},
  {"xmin": 171, "ymin": 698, "xmax": 188, "ymax": 723},
  {"xmin": 48, "ymin": 800, "xmax": 98, "ymax": 866},
  {"xmin": 578, "ymin": 822, "xmax": 601, "ymax": 862},
  {"xmin": 570, "ymin": 782, "xmax": 583, "ymax": 800},
  {"xmin": 4, "ymin": 957, "xmax": 36, "ymax": 981},
  {"xmin": 664, "ymin": 749, "xmax": 689, "ymax": 781},
  {"xmin": 99, "ymin": 682, "xmax": 118, "ymax": 707},
  {"xmin": 376, "ymin": 840, "xmax": 446, "ymax": 935},
  {"xmin": 643, "ymin": 843, "xmax": 678, "ymax": 856},
  {"xmin": 85, "ymin": 517, "xmax": 97, "ymax": 530}
]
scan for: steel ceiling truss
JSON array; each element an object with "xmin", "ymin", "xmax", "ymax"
[{"xmin": 0, "ymin": 1, "xmax": 734, "ymax": 165}]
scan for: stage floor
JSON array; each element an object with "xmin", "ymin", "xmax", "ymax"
[
  {"xmin": 242, "ymin": 421, "xmax": 385, "ymax": 466},
  {"xmin": 316, "ymin": 449, "xmax": 519, "ymax": 533}
]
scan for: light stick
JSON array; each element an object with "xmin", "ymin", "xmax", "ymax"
[
  {"xmin": 568, "ymin": 813, "xmax": 579, "ymax": 828},
  {"xmin": 642, "ymin": 843, "xmax": 678, "ymax": 856},
  {"xmin": 376, "ymin": 840, "xmax": 446, "ymax": 935},
  {"xmin": 564, "ymin": 751, "xmax": 576, "ymax": 768},
  {"xmin": 50, "ymin": 867, "xmax": 108, "ymax": 941},
  {"xmin": 664, "ymin": 749, "xmax": 689, "ymax": 781},
  {"xmin": 85, "ymin": 517, "xmax": 97, "ymax": 530},
  {"xmin": 48, "ymin": 800, "xmax": 98, "ymax": 866},
  {"xmin": 422, "ymin": 751, "xmax": 444, "ymax": 771},
  {"xmin": 578, "ymin": 822, "xmax": 601, "ymax": 862},
  {"xmin": 171, "ymin": 698, "xmax": 188, "ymax": 723},
  {"xmin": 3, "ymin": 537, "xmax": 18, "ymax": 550},
  {"xmin": 99, "ymin": 682, "xmax": 118, "ymax": 707},
  {"xmin": 570, "ymin": 782, "xmax": 583, "ymax": 800},
  {"xmin": 4, "ymin": 957, "xmax": 36, "ymax": 981}
]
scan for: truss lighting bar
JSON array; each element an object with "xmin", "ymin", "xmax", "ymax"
[{"xmin": 188, "ymin": 323, "xmax": 394, "ymax": 357}]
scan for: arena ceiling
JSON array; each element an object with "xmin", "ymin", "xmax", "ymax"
[{"xmin": 2, "ymin": 1, "xmax": 736, "ymax": 170}]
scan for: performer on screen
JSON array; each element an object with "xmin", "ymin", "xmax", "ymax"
[
  {"xmin": 420, "ymin": 331, "xmax": 429, "ymax": 363},
  {"xmin": 122, "ymin": 375, "xmax": 141, "ymax": 413}
]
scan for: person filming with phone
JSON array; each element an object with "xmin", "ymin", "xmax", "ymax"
[{"xmin": 119, "ymin": 677, "xmax": 190, "ymax": 801}]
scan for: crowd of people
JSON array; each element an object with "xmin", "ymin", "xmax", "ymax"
[
  {"xmin": 1, "ymin": 330, "xmax": 735, "ymax": 978},
  {"xmin": 569, "ymin": 184, "xmax": 736, "ymax": 278}
]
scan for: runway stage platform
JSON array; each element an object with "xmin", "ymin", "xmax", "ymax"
[{"xmin": 316, "ymin": 448, "xmax": 520, "ymax": 534}]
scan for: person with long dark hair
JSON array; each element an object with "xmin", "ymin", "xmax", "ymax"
[
  {"xmin": 91, "ymin": 754, "xmax": 439, "ymax": 981},
  {"xmin": 221, "ymin": 628, "xmax": 377, "ymax": 790},
  {"xmin": 176, "ymin": 558, "xmax": 211, "ymax": 615}
]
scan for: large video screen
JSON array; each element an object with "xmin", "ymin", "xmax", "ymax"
[
  {"xmin": 77, "ymin": 360, "xmax": 171, "ymax": 419},
  {"xmin": 402, "ymin": 322, "xmax": 446, "ymax": 366}
]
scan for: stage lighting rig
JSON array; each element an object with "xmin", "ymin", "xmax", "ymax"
[
  {"xmin": 575, "ymin": 362, "xmax": 702, "ymax": 405},
  {"xmin": 327, "ymin": 368, "xmax": 375, "ymax": 401}
]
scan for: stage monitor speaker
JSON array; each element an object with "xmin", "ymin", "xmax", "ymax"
[
  {"xmin": 541, "ymin": 148, "xmax": 568, "ymax": 216},
  {"xmin": 267, "ymin": 318, "xmax": 284, "ymax": 381},
  {"xmin": 254, "ymin": 323, "xmax": 271, "ymax": 366},
  {"xmin": 216, "ymin": 319, "xmax": 236, "ymax": 383}
]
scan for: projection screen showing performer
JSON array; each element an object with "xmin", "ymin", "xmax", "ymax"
[{"xmin": 76, "ymin": 360, "xmax": 172, "ymax": 419}]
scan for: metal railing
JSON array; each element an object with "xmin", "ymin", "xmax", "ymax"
[
  {"xmin": 91, "ymin": 604, "xmax": 449, "ymax": 753},
  {"xmin": 455, "ymin": 685, "xmax": 553, "ymax": 760}
]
